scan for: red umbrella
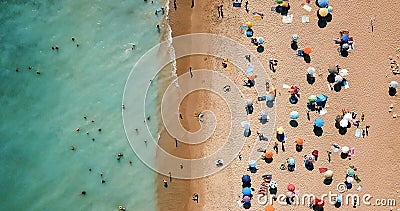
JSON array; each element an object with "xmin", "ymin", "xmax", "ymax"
[
  {"xmin": 314, "ymin": 198, "xmax": 325, "ymax": 207},
  {"xmin": 287, "ymin": 184, "xmax": 295, "ymax": 192}
]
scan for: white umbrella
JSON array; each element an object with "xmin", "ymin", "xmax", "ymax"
[
  {"xmin": 339, "ymin": 69, "xmax": 348, "ymax": 77},
  {"xmin": 269, "ymin": 181, "xmax": 278, "ymax": 189},
  {"xmin": 246, "ymin": 99, "xmax": 253, "ymax": 106},
  {"xmin": 342, "ymin": 43, "xmax": 350, "ymax": 51},
  {"xmin": 340, "ymin": 119, "xmax": 349, "ymax": 128},
  {"xmin": 346, "ymin": 177, "xmax": 354, "ymax": 184},
  {"xmin": 343, "ymin": 113, "xmax": 352, "ymax": 121},
  {"xmin": 341, "ymin": 146, "xmax": 350, "ymax": 154},
  {"xmin": 324, "ymin": 170, "xmax": 333, "ymax": 179},
  {"xmin": 307, "ymin": 67, "xmax": 316, "ymax": 76},
  {"xmin": 335, "ymin": 75, "xmax": 343, "ymax": 83},
  {"xmin": 390, "ymin": 81, "xmax": 398, "ymax": 89}
]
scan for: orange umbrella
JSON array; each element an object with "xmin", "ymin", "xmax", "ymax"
[
  {"xmin": 318, "ymin": 8, "xmax": 328, "ymax": 17},
  {"xmin": 247, "ymin": 74, "xmax": 256, "ymax": 80},
  {"xmin": 264, "ymin": 150, "xmax": 273, "ymax": 159},
  {"xmin": 265, "ymin": 205, "xmax": 275, "ymax": 211},
  {"xmin": 304, "ymin": 47, "xmax": 312, "ymax": 54},
  {"xmin": 296, "ymin": 138, "xmax": 304, "ymax": 146}
]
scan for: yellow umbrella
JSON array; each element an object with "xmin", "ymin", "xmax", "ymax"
[
  {"xmin": 318, "ymin": 8, "xmax": 329, "ymax": 17},
  {"xmin": 324, "ymin": 170, "xmax": 333, "ymax": 179},
  {"xmin": 245, "ymin": 21, "xmax": 254, "ymax": 28},
  {"xmin": 265, "ymin": 205, "xmax": 275, "ymax": 211},
  {"xmin": 277, "ymin": 127, "xmax": 284, "ymax": 134},
  {"xmin": 247, "ymin": 74, "xmax": 256, "ymax": 80}
]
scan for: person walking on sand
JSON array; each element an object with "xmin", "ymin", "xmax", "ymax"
[
  {"xmin": 163, "ymin": 179, "xmax": 168, "ymax": 188},
  {"xmin": 327, "ymin": 151, "xmax": 332, "ymax": 163},
  {"xmin": 245, "ymin": 1, "xmax": 249, "ymax": 13},
  {"xmin": 189, "ymin": 66, "xmax": 193, "ymax": 78},
  {"xmin": 174, "ymin": 0, "xmax": 177, "ymax": 10},
  {"xmin": 220, "ymin": 5, "xmax": 224, "ymax": 18},
  {"xmin": 306, "ymin": 110, "xmax": 310, "ymax": 121},
  {"xmin": 217, "ymin": 5, "xmax": 221, "ymax": 18},
  {"xmin": 192, "ymin": 193, "xmax": 199, "ymax": 203},
  {"xmin": 191, "ymin": 0, "xmax": 194, "ymax": 8},
  {"xmin": 273, "ymin": 142, "xmax": 279, "ymax": 153}
]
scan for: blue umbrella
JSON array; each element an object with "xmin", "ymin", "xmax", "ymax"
[
  {"xmin": 242, "ymin": 187, "xmax": 252, "ymax": 196},
  {"xmin": 290, "ymin": 111, "xmax": 299, "ymax": 120},
  {"xmin": 342, "ymin": 34, "xmax": 349, "ymax": 43},
  {"xmin": 316, "ymin": 94, "xmax": 328, "ymax": 103},
  {"xmin": 258, "ymin": 37, "xmax": 264, "ymax": 44},
  {"xmin": 249, "ymin": 160, "xmax": 257, "ymax": 168},
  {"xmin": 317, "ymin": 0, "xmax": 329, "ymax": 8},
  {"xmin": 288, "ymin": 157, "xmax": 296, "ymax": 165},
  {"xmin": 314, "ymin": 118, "xmax": 324, "ymax": 127},
  {"xmin": 242, "ymin": 175, "xmax": 251, "ymax": 183}
]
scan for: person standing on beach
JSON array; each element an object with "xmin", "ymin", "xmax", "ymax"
[
  {"xmin": 217, "ymin": 6, "xmax": 221, "ymax": 18},
  {"xmin": 163, "ymin": 179, "xmax": 168, "ymax": 188},
  {"xmin": 189, "ymin": 66, "xmax": 193, "ymax": 78},
  {"xmin": 327, "ymin": 151, "xmax": 332, "ymax": 163},
  {"xmin": 273, "ymin": 142, "xmax": 278, "ymax": 153},
  {"xmin": 174, "ymin": 0, "xmax": 177, "ymax": 10},
  {"xmin": 191, "ymin": 0, "xmax": 194, "ymax": 8},
  {"xmin": 245, "ymin": 1, "xmax": 249, "ymax": 13},
  {"xmin": 306, "ymin": 110, "xmax": 310, "ymax": 121},
  {"xmin": 220, "ymin": 5, "xmax": 224, "ymax": 18}
]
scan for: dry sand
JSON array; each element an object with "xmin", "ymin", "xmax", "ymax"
[{"xmin": 157, "ymin": 0, "xmax": 400, "ymax": 210}]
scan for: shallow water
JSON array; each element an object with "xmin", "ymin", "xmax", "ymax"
[{"xmin": 0, "ymin": 0, "xmax": 165, "ymax": 210}]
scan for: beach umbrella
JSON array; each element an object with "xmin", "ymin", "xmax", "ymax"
[
  {"xmin": 343, "ymin": 113, "xmax": 352, "ymax": 121},
  {"xmin": 277, "ymin": 127, "xmax": 285, "ymax": 134},
  {"xmin": 258, "ymin": 37, "xmax": 264, "ymax": 44},
  {"xmin": 327, "ymin": 5, "xmax": 333, "ymax": 12},
  {"xmin": 241, "ymin": 121, "xmax": 250, "ymax": 130},
  {"xmin": 335, "ymin": 75, "xmax": 343, "ymax": 83},
  {"xmin": 339, "ymin": 69, "xmax": 349, "ymax": 77},
  {"xmin": 260, "ymin": 111, "xmax": 268, "ymax": 121},
  {"xmin": 317, "ymin": 0, "xmax": 329, "ymax": 8},
  {"xmin": 290, "ymin": 111, "xmax": 299, "ymax": 120},
  {"xmin": 265, "ymin": 204, "xmax": 275, "ymax": 211},
  {"xmin": 292, "ymin": 34, "xmax": 299, "ymax": 42},
  {"xmin": 342, "ymin": 34, "xmax": 349, "ymax": 43},
  {"xmin": 249, "ymin": 160, "xmax": 257, "ymax": 168},
  {"xmin": 339, "ymin": 119, "xmax": 349, "ymax": 128},
  {"xmin": 304, "ymin": 47, "xmax": 312, "ymax": 54},
  {"xmin": 347, "ymin": 169, "xmax": 355, "ymax": 177},
  {"xmin": 346, "ymin": 176, "xmax": 354, "ymax": 184},
  {"xmin": 264, "ymin": 151, "xmax": 274, "ymax": 159},
  {"xmin": 296, "ymin": 138, "xmax": 304, "ymax": 146},
  {"xmin": 276, "ymin": 0, "xmax": 283, "ymax": 4},
  {"xmin": 314, "ymin": 198, "xmax": 325, "ymax": 207},
  {"xmin": 287, "ymin": 184, "xmax": 295, "ymax": 191},
  {"xmin": 288, "ymin": 157, "xmax": 296, "ymax": 165},
  {"xmin": 390, "ymin": 81, "xmax": 398, "ymax": 88},
  {"xmin": 342, "ymin": 43, "xmax": 350, "ymax": 51},
  {"xmin": 305, "ymin": 155, "xmax": 315, "ymax": 163},
  {"xmin": 242, "ymin": 175, "xmax": 251, "ymax": 183},
  {"xmin": 324, "ymin": 170, "xmax": 333, "ymax": 179},
  {"xmin": 318, "ymin": 8, "xmax": 329, "ymax": 17},
  {"xmin": 242, "ymin": 187, "xmax": 252, "ymax": 196},
  {"xmin": 307, "ymin": 67, "xmax": 316, "ymax": 76},
  {"xmin": 341, "ymin": 146, "xmax": 350, "ymax": 154},
  {"xmin": 328, "ymin": 66, "xmax": 338, "ymax": 74},
  {"xmin": 243, "ymin": 196, "xmax": 251, "ymax": 203},
  {"xmin": 245, "ymin": 21, "xmax": 254, "ymax": 28},
  {"xmin": 316, "ymin": 94, "xmax": 328, "ymax": 103},
  {"xmin": 156, "ymin": 8, "xmax": 162, "ymax": 13},
  {"xmin": 314, "ymin": 118, "xmax": 324, "ymax": 127},
  {"xmin": 286, "ymin": 191, "xmax": 294, "ymax": 198},
  {"xmin": 247, "ymin": 74, "xmax": 256, "ymax": 80},
  {"xmin": 308, "ymin": 95, "xmax": 317, "ymax": 103},
  {"xmin": 269, "ymin": 181, "xmax": 277, "ymax": 189},
  {"xmin": 289, "ymin": 85, "xmax": 299, "ymax": 94}
]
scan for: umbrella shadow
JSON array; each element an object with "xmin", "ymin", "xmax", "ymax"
[
  {"xmin": 264, "ymin": 158, "xmax": 273, "ymax": 163},
  {"xmin": 340, "ymin": 152, "xmax": 348, "ymax": 159},
  {"xmin": 267, "ymin": 100, "xmax": 275, "ymax": 108},
  {"xmin": 389, "ymin": 87, "xmax": 397, "ymax": 96},
  {"xmin": 304, "ymin": 54, "xmax": 311, "ymax": 63},
  {"xmin": 323, "ymin": 178, "xmax": 333, "ymax": 185},
  {"xmin": 305, "ymin": 162, "xmax": 314, "ymax": 171},
  {"xmin": 318, "ymin": 19, "xmax": 327, "ymax": 28},
  {"xmin": 242, "ymin": 182, "xmax": 252, "ymax": 188},
  {"xmin": 269, "ymin": 187, "xmax": 277, "ymax": 195},
  {"xmin": 275, "ymin": 5, "xmax": 290, "ymax": 16},
  {"xmin": 257, "ymin": 45, "xmax": 264, "ymax": 53},
  {"xmin": 291, "ymin": 41, "xmax": 298, "ymax": 50},
  {"xmin": 327, "ymin": 73, "xmax": 335, "ymax": 83},
  {"xmin": 340, "ymin": 49, "xmax": 349, "ymax": 57},
  {"xmin": 307, "ymin": 74, "xmax": 316, "ymax": 84},
  {"xmin": 313, "ymin": 126, "xmax": 323, "ymax": 136},
  {"xmin": 289, "ymin": 95, "xmax": 298, "ymax": 104},
  {"xmin": 260, "ymin": 118, "xmax": 268, "ymax": 124},
  {"xmin": 296, "ymin": 144, "xmax": 303, "ymax": 152},
  {"xmin": 335, "ymin": 201, "xmax": 342, "ymax": 208},
  {"xmin": 338, "ymin": 127, "xmax": 347, "ymax": 135},
  {"xmin": 307, "ymin": 103, "xmax": 316, "ymax": 111},
  {"xmin": 333, "ymin": 83, "xmax": 342, "ymax": 92},
  {"xmin": 290, "ymin": 120, "xmax": 299, "ymax": 127},
  {"xmin": 243, "ymin": 202, "xmax": 251, "ymax": 209}
]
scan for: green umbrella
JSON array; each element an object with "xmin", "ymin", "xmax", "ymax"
[
  {"xmin": 276, "ymin": 0, "xmax": 283, "ymax": 4},
  {"xmin": 308, "ymin": 95, "xmax": 317, "ymax": 103},
  {"xmin": 347, "ymin": 169, "xmax": 355, "ymax": 177}
]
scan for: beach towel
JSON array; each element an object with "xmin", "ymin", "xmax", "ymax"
[
  {"xmin": 350, "ymin": 148, "xmax": 355, "ymax": 156},
  {"xmin": 301, "ymin": 16, "xmax": 309, "ymax": 24},
  {"xmin": 355, "ymin": 129, "xmax": 361, "ymax": 137},
  {"xmin": 233, "ymin": 0, "xmax": 242, "ymax": 7},
  {"xmin": 282, "ymin": 14, "xmax": 293, "ymax": 24},
  {"xmin": 319, "ymin": 167, "xmax": 328, "ymax": 173},
  {"xmin": 302, "ymin": 4, "xmax": 312, "ymax": 12}
]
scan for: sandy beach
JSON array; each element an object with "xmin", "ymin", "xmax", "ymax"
[{"xmin": 157, "ymin": 0, "xmax": 400, "ymax": 210}]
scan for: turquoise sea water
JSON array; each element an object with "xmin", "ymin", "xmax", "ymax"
[{"xmin": 0, "ymin": 1, "xmax": 165, "ymax": 210}]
